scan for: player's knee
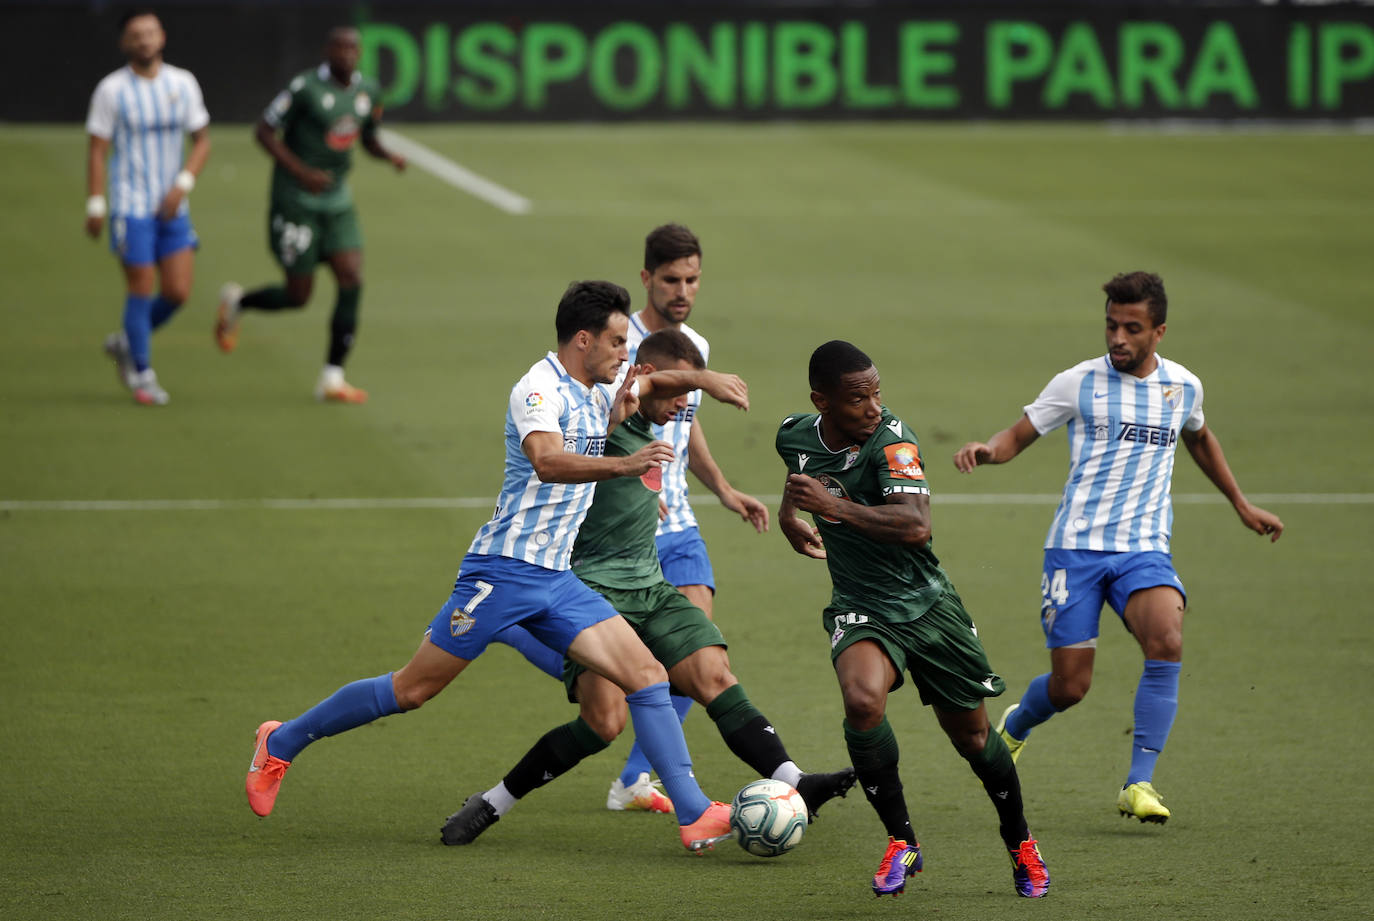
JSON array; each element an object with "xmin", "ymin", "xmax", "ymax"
[
  {"xmin": 1141, "ymin": 629, "xmax": 1182, "ymax": 661},
  {"xmin": 1048, "ymin": 676, "xmax": 1090, "ymax": 709},
  {"xmin": 839, "ymin": 683, "xmax": 886, "ymax": 729},
  {"xmin": 947, "ymin": 723, "xmax": 989, "ymax": 760},
  {"xmin": 623, "ymin": 658, "xmax": 670, "ymax": 692},
  {"xmin": 391, "ymin": 675, "xmax": 441, "ymax": 711},
  {"xmin": 580, "ymin": 704, "xmax": 627, "ymax": 743}
]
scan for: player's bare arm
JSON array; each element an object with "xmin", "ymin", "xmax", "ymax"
[
  {"xmin": 522, "ymin": 430, "xmax": 673, "ymax": 483},
  {"xmin": 157, "ymin": 126, "xmax": 210, "ymax": 219},
  {"xmin": 85, "ymin": 134, "xmax": 110, "ymax": 238},
  {"xmin": 254, "ymin": 119, "xmax": 331, "ymax": 194},
  {"xmin": 953, "ymin": 415, "xmax": 1040, "ymax": 473},
  {"xmin": 361, "ymin": 129, "xmax": 405, "ymax": 171},
  {"xmin": 688, "ymin": 421, "xmax": 768, "ymax": 532},
  {"xmin": 778, "ymin": 489, "xmax": 825, "ymax": 559},
  {"xmin": 785, "ymin": 474, "xmax": 931, "ymax": 547},
  {"xmin": 1181, "ymin": 424, "xmax": 1284, "ymax": 542},
  {"xmin": 641, "ymin": 368, "xmax": 749, "ymax": 411}
]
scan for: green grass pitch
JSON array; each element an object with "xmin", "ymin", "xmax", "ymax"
[{"xmin": 1, "ymin": 122, "xmax": 1372, "ymax": 920}]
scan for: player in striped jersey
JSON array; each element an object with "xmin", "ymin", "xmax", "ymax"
[
  {"xmin": 246, "ymin": 281, "xmax": 753, "ymax": 852},
  {"xmin": 954, "ymin": 272, "xmax": 1283, "ymax": 824},
  {"xmin": 85, "ymin": 9, "xmax": 210, "ymax": 406}
]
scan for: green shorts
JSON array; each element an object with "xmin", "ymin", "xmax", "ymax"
[
  {"xmin": 563, "ymin": 579, "xmax": 726, "ymax": 702},
  {"xmin": 268, "ymin": 195, "xmax": 362, "ymax": 274},
  {"xmin": 825, "ymin": 588, "xmax": 1004, "ymax": 712}
]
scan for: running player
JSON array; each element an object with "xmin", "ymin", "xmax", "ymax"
[
  {"xmin": 440, "ymin": 330, "xmax": 852, "ymax": 847},
  {"xmin": 215, "ymin": 26, "xmax": 405, "ymax": 403},
  {"xmin": 778, "ymin": 340, "xmax": 1049, "ymax": 899},
  {"xmin": 953, "ymin": 271, "xmax": 1283, "ymax": 824},
  {"xmin": 246, "ymin": 281, "xmax": 752, "ymax": 852},
  {"xmin": 86, "ymin": 8, "xmax": 210, "ymax": 406}
]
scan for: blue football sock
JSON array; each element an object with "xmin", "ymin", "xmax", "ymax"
[
  {"xmin": 149, "ymin": 295, "xmax": 181, "ymax": 330},
  {"xmin": 1005, "ymin": 672, "xmax": 1060, "ymax": 740},
  {"xmin": 619, "ymin": 693, "xmax": 693, "ymax": 787},
  {"xmin": 268, "ymin": 673, "xmax": 402, "ymax": 762},
  {"xmin": 123, "ymin": 293, "xmax": 154, "ymax": 372},
  {"xmin": 493, "ymin": 624, "xmax": 564, "ymax": 680},
  {"xmin": 625, "ymin": 682, "xmax": 711, "ymax": 825},
  {"xmin": 1127, "ymin": 659, "xmax": 1181, "ymax": 785}
]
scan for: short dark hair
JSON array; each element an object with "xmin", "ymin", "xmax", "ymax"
[
  {"xmin": 637, "ymin": 329, "xmax": 705, "ymax": 370},
  {"xmin": 555, "ymin": 281, "xmax": 631, "ymax": 344},
  {"xmin": 644, "ymin": 223, "xmax": 701, "ymax": 273},
  {"xmin": 118, "ymin": 8, "xmax": 159, "ymax": 32},
  {"xmin": 808, "ymin": 340, "xmax": 874, "ymax": 394},
  {"xmin": 1103, "ymin": 271, "xmax": 1167, "ymax": 326}
]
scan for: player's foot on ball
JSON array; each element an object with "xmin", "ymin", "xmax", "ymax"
[
  {"xmin": 1009, "ymin": 837, "xmax": 1050, "ymax": 898},
  {"xmin": 1117, "ymin": 781, "xmax": 1170, "ymax": 824},
  {"xmin": 103, "ymin": 331, "xmax": 137, "ymax": 390},
  {"xmin": 678, "ymin": 801, "xmax": 731, "ymax": 852},
  {"xmin": 245, "ymin": 720, "xmax": 290, "ymax": 817},
  {"xmin": 795, "ymin": 766, "xmax": 856, "ymax": 821},
  {"xmin": 215, "ymin": 282, "xmax": 242, "ymax": 353},
  {"xmin": 607, "ymin": 772, "xmax": 674, "ymax": 813},
  {"xmin": 440, "ymin": 793, "xmax": 500, "ymax": 845},
  {"xmin": 996, "ymin": 703, "xmax": 1026, "ymax": 764},
  {"xmin": 872, "ymin": 836, "xmax": 922, "ymax": 897},
  {"xmin": 132, "ymin": 369, "xmax": 169, "ymax": 406}
]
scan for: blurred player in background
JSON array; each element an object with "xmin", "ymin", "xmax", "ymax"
[
  {"xmin": 954, "ymin": 271, "xmax": 1284, "ymax": 824},
  {"xmin": 215, "ymin": 25, "xmax": 404, "ymax": 403},
  {"xmin": 86, "ymin": 8, "xmax": 210, "ymax": 406},
  {"xmin": 440, "ymin": 330, "xmax": 850, "ymax": 848},
  {"xmin": 779, "ymin": 340, "xmax": 1049, "ymax": 900},
  {"xmin": 247, "ymin": 281, "xmax": 753, "ymax": 852}
]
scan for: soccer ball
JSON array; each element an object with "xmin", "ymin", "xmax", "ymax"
[{"xmin": 729, "ymin": 779, "xmax": 807, "ymax": 857}]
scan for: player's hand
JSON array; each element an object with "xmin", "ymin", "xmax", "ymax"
[
  {"xmin": 156, "ymin": 187, "xmax": 185, "ymax": 220},
  {"xmin": 658, "ymin": 499, "xmax": 669, "ymax": 522},
  {"xmin": 722, "ymin": 489, "xmax": 769, "ymax": 533},
  {"xmin": 785, "ymin": 473, "xmax": 839, "ymax": 519},
  {"xmin": 390, "ymin": 154, "xmax": 407, "ymax": 172},
  {"xmin": 1238, "ymin": 502, "xmax": 1284, "ymax": 543},
  {"xmin": 610, "ymin": 364, "xmax": 642, "ymax": 426},
  {"xmin": 952, "ymin": 441, "xmax": 993, "ymax": 473},
  {"xmin": 700, "ymin": 371, "xmax": 749, "ymax": 411},
  {"xmin": 298, "ymin": 166, "xmax": 333, "ymax": 194},
  {"xmin": 620, "ymin": 440, "xmax": 675, "ymax": 477},
  {"xmin": 780, "ymin": 510, "xmax": 825, "ymax": 559},
  {"xmin": 84, "ymin": 215, "xmax": 104, "ymax": 239}
]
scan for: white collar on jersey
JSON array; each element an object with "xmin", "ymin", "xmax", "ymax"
[{"xmin": 317, "ymin": 63, "xmax": 362, "ymax": 88}]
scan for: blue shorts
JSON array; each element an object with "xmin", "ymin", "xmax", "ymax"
[
  {"xmin": 425, "ymin": 553, "xmax": 620, "ymax": 660},
  {"xmin": 1039, "ymin": 549, "xmax": 1186, "ymax": 648},
  {"xmin": 655, "ymin": 527, "xmax": 714, "ymax": 592},
  {"xmin": 109, "ymin": 214, "xmax": 198, "ymax": 266}
]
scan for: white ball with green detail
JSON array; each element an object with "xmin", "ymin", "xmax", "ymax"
[{"xmin": 729, "ymin": 779, "xmax": 807, "ymax": 857}]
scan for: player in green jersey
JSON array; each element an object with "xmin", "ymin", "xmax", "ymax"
[
  {"xmin": 440, "ymin": 330, "xmax": 855, "ymax": 848},
  {"xmin": 776, "ymin": 339, "xmax": 1049, "ymax": 900},
  {"xmin": 215, "ymin": 26, "xmax": 405, "ymax": 403}
]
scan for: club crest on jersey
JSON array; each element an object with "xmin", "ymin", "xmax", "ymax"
[
  {"xmin": 1161, "ymin": 384, "xmax": 1183, "ymax": 408},
  {"xmin": 815, "ymin": 474, "xmax": 849, "ymax": 524},
  {"xmin": 842, "ymin": 447, "xmax": 860, "ymax": 471},
  {"xmin": 883, "ymin": 443, "xmax": 923, "ymax": 480},
  {"xmin": 450, "ymin": 610, "xmax": 476, "ymax": 637}
]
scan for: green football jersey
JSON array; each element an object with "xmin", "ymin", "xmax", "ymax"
[
  {"xmin": 263, "ymin": 65, "xmax": 381, "ymax": 210},
  {"xmin": 776, "ymin": 408, "xmax": 953, "ymax": 623},
  {"xmin": 571, "ymin": 413, "xmax": 665, "ymax": 590}
]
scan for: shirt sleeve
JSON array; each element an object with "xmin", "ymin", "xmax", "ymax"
[
  {"xmin": 1023, "ymin": 368, "xmax": 1080, "ymax": 435},
  {"xmin": 1183, "ymin": 378, "xmax": 1206, "ymax": 432},
  {"xmin": 874, "ymin": 418, "xmax": 929, "ymax": 497},
  {"xmin": 85, "ymin": 78, "xmax": 117, "ymax": 139},
  {"xmin": 183, "ymin": 71, "xmax": 210, "ymax": 132},
  {"xmin": 510, "ymin": 379, "xmax": 566, "ymax": 443},
  {"xmin": 262, "ymin": 83, "xmax": 296, "ymax": 129}
]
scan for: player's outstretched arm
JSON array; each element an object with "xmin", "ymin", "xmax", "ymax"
[
  {"xmin": 785, "ymin": 474, "xmax": 931, "ymax": 547},
  {"xmin": 1182, "ymin": 425, "xmax": 1284, "ymax": 542},
  {"xmin": 778, "ymin": 489, "xmax": 825, "ymax": 559},
  {"xmin": 254, "ymin": 119, "xmax": 332, "ymax": 194},
  {"xmin": 688, "ymin": 421, "xmax": 768, "ymax": 533},
  {"xmin": 522, "ymin": 430, "xmax": 673, "ymax": 484},
  {"xmin": 953, "ymin": 415, "xmax": 1040, "ymax": 473},
  {"xmin": 641, "ymin": 369, "xmax": 749, "ymax": 411}
]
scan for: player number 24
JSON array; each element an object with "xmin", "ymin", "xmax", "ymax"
[{"xmin": 1041, "ymin": 569, "xmax": 1069, "ymax": 606}]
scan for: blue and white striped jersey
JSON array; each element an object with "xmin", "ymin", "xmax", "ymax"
[
  {"xmin": 1025, "ymin": 355, "xmax": 1205, "ymax": 553},
  {"xmin": 86, "ymin": 64, "xmax": 209, "ymax": 218},
  {"xmin": 627, "ymin": 312, "xmax": 710, "ymax": 535},
  {"xmin": 467, "ymin": 353, "xmax": 617, "ymax": 570}
]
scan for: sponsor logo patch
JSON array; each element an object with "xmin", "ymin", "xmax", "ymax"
[
  {"xmin": 884, "ymin": 442, "xmax": 924, "ymax": 480},
  {"xmin": 524, "ymin": 392, "xmax": 544, "ymax": 413}
]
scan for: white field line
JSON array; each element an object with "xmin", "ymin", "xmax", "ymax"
[
  {"xmin": 1, "ymin": 493, "xmax": 1369, "ymax": 512},
  {"xmin": 379, "ymin": 128, "xmax": 531, "ymax": 215}
]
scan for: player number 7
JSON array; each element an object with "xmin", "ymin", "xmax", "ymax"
[{"xmin": 464, "ymin": 580, "xmax": 494, "ymax": 614}]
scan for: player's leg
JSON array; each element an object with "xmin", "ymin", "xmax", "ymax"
[
  {"xmin": 442, "ymin": 671, "xmax": 620, "ymax": 845},
  {"xmin": 1001, "ymin": 550, "xmax": 1109, "ymax": 753},
  {"xmin": 217, "ymin": 204, "xmax": 318, "ymax": 352},
  {"xmin": 1113, "ymin": 556, "xmax": 1187, "ymax": 823},
  {"xmin": 316, "ymin": 241, "xmax": 366, "ymax": 403},
  {"xmin": 148, "ymin": 215, "xmax": 197, "ymax": 331},
  {"xmin": 491, "ymin": 623, "xmax": 564, "ymax": 679},
  {"xmin": 109, "ymin": 217, "xmax": 171, "ymax": 405}
]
